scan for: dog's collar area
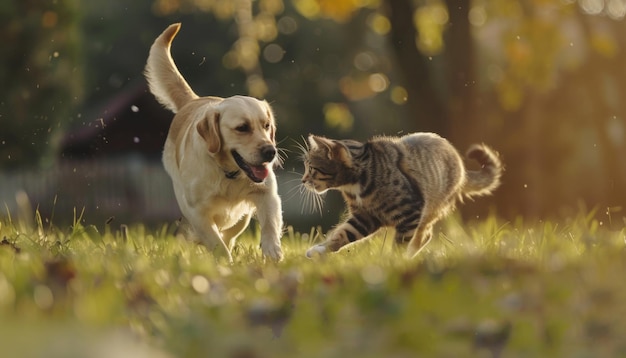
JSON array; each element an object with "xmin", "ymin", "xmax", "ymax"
[{"xmin": 224, "ymin": 170, "xmax": 241, "ymax": 179}]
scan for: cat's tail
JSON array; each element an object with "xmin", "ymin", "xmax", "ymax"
[
  {"xmin": 144, "ymin": 23, "xmax": 198, "ymax": 113},
  {"xmin": 463, "ymin": 144, "xmax": 503, "ymax": 198}
]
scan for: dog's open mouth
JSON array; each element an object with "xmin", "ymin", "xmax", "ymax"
[{"xmin": 231, "ymin": 150, "xmax": 269, "ymax": 183}]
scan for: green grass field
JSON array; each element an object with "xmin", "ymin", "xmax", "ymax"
[{"xmin": 0, "ymin": 209, "xmax": 625, "ymax": 358}]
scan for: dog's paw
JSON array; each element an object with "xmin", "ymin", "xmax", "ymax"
[
  {"xmin": 305, "ymin": 244, "xmax": 327, "ymax": 258},
  {"xmin": 261, "ymin": 241, "xmax": 284, "ymax": 262}
]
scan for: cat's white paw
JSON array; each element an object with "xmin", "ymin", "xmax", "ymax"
[{"xmin": 306, "ymin": 244, "xmax": 327, "ymax": 258}]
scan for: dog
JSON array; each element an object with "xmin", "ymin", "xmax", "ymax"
[{"xmin": 145, "ymin": 23, "xmax": 283, "ymax": 261}]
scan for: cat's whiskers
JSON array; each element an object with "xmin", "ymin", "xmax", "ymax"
[
  {"xmin": 281, "ymin": 168, "xmax": 325, "ymax": 214},
  {"xmin": 291, "ymin": 138, "xmax": 326, "ymax": 214},
  {"xmin": 284, "ymin": 176, "xmax": 306, "ymax": 201},
  {"xmin": 300, "ymin": 183, "xmax": 325, "ymax": 215},
  {"xmin": 283, "ymin": 170, "xmax": 312, "ymax": 202}
]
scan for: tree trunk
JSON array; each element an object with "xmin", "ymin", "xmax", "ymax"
[
  {"xmin": 385, "ymin": 0, "xmax": 448, "ymax": 135},
  {"xmin": 444, "ymin": 0, "xmax": 476, "ymax": 146}
]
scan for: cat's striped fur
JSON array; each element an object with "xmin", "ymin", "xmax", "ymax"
[{"xmin": 301, "ymin": 132, "xmax": 502, "ymax": 258}]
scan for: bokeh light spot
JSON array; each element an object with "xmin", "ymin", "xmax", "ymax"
[
  {"xmin": 277, "ymin": 16, "xmax": 298, "ymax": 35},
  {"xmin": 469, "ymin": 6, "xmax": 487, "ymax": 27},
  {"xmin": 0, "ymin": 275, "xmax": 15, "ymax": 306},
  {"xmin": 367, "ymin": 13, "xmax": 391, "ymax": 35},
  {"xmin": 368, "ymin": 73, "xmax": 389, "ymax": 93},
  {"xmin": 254, "ymin": 278, "xmax": 270, "ymax": 293},
  {"xmin": 324, "ymin": 102, "xmax": 354, "ymax": 132},
  {"xmin": 263, "ymin": 44, "xmax": 286, "ymax": 63},
  {"xmin": 361, "ymin": 265, "xmax": 387, "ymax": 286},
  {"xmin": 354, "ymin": 52, "xmax": 375, "ymax": 71},
  {"xmin": 41, "ymin": 11, "xmax": 58, "ymax": 28},
  {"xmin": 34, "ymin": 284, "xmax": 54, "ymax": 309},
  {"xmin": 580, "ymin": 0, "xmax": 604, "ymax": 15},
  {"xmin": 191, "ymin": 275, "xmax": 210, "ymax": 294},
  {"xmin": 607, "ymin": 0, "xmax": 626, "ymax": 19},
  {"xmin": 293, "ymin": 0, "xmax": 321, "ymax": 19},
  {"xmin": 390, "ymin": 86, "xmax": 408, "ymax": 105}
]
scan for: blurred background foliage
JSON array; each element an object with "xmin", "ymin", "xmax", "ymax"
[
  {"xmin": 0, "ymin": 0, "xmax": 82, "ymax": 168},
  {"xmin": 1, "ymin": 0, "xmax": 625, "ymax": 226}
]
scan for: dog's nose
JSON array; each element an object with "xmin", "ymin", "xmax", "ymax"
[{"xmin": 260, "ymin": 145, "xmax": 276, "ymax": 162}]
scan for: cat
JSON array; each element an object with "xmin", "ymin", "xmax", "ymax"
[{"xmin": 300, "ymin": 132, "xmax": 503, "ymax": 258}]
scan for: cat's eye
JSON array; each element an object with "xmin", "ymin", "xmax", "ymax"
[
  {"xmin": 310, "ymin": 166, "xmax": 331, "ymax": 177},
  {"xmin": 313, "ymin": 167, "xmax": 325, "ymax": 175}
]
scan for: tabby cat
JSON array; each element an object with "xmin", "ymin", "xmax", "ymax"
[{"xmin": 301, "ymin": 132, "xmax": 503, "ymax": 258}]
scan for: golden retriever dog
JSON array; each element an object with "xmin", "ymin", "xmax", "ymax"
[{"xmin": 144, "ymin": 23, "xmax": 283, "ymax": 261}]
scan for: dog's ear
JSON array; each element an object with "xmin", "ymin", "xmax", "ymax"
[
  {"xmin": 270, "ymin": 122, "xmax": 276, "ymax": 144},
  {"xmin": 197, "ymin": 112, "xmax": 221, "ymax": 154},
  {"xmin": 266, "ymin": 106, "xmax": 276, "ymax": 145}
]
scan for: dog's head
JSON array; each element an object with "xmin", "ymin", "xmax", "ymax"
[{"xmin": 196, "ymin": 96, "xmax": 277, "ymax": 183}]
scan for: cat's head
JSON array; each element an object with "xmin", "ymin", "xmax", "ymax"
[{"xmin": 301, "ymin": 134, "xmax": 363, "ymax": 194}]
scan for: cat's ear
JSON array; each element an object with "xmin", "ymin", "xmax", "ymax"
[
  {"xmin": 308, "ymin": 135, "xmax": 333, "ymax": 151},
  {"xmin": 308, "ymin": 135, "xmax": 352, "ymax": 165},
  {"xmin": 331, "ymin": 142, "xmax": 352, "ymax": 166}
]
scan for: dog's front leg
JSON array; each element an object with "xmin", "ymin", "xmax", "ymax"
[
  {"xmin": 204, "ymin": 224, "xmax": 233, "ymax": 262},
  {"xmin": 187, "ymin": 212, "xmax": 233, "ymax": 262},
  {"xmin": 252, "ymin": 179, "xmax": 284, "ymax": 261}
]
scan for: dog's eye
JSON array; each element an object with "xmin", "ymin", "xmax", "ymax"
[
  {"xmin": 235, "ymin": 124, "xmax": 251, "ymax": 133},
  {"xmin": 264, "ymin": 123, "xmax": 271, "ymax": 131}
]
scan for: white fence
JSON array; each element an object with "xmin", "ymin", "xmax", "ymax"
[
  {"xmin": 0, "ymin": 158, "xmax": 336, "ymax": 229},
  {"xmin": 0, "ymin": 158, "xmax": 180, "ymax": 225}
]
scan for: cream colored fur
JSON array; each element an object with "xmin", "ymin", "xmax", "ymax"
[{"xmin": 145, "ymin": 23, "xmax": 283, "ymax": 262}]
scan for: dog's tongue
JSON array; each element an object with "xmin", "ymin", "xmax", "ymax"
[{"xmin": 251, "ymin": 165, "xmax": 269, "ymax": 181}]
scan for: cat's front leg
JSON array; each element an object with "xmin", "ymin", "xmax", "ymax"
[
  {"xmin": 305, "ymin": 226, "xmax": 350, "ymax": 257},
  {"xmin": 306, "ymin": 215, "xmax": 379, "ymax": 257}
]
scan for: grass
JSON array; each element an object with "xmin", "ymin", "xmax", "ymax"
[{"xmin": 0, "ymin": 209, "xmax": 625, "ymax": 358}]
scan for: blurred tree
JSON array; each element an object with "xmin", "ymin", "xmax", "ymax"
[
  {"xmin": 0, "ymin": 0, "xmax": 81, "ymax": 169},
  {"xmin": 295, "ymin": 0, "xmax": 626, "ymax": 218},
  {"xmin": 151, "ymin": 0, "xmax": 284, "ymax": 98},
  {"xmin": 67, "ymin": 0, "xmax": 626, "ymax": 221},
  {"xmin": 78, "ymin": 1, "xmax": 242, "ymax": 106},
  {"xmin": 472, "ymin": 0, "xmax": 626, "ymax": 218}
]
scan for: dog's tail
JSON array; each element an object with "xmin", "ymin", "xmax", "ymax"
[
  {"xmin": 145, "ymin": 23, "xmax": 198, "ymax": 113},
  {"xmin": 463, "ymin": 143, "xmax": 503, "ymax": 198}
]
